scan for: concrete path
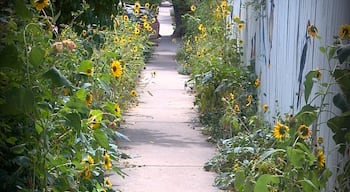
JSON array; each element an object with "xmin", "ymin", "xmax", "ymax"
[{"xmin": 110, "ymin": 3, "xmax": 220, "ymax": 192}]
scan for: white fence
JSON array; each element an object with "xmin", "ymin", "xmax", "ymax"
[{"xmin": 231, "ymin": 0, "xmax": 350, "ymax": 190}]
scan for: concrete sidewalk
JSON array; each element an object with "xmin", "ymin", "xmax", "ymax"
[{"xmin": 110, "ymin": 3, "xmax": 220, "ymax": 192}]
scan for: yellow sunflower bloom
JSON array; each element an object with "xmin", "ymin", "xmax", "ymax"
[
  {"xmin": 111, "ymin": 60, "xmax": 123, "ymax": 78},
  {"xmin": 234, "ymin": 104, "xmax": 240, "ymax": 112},
  {"xmin": 83, "ymin": 166, "xmax": 91, "ymax": 179},
  {"xmin": 338, "ymin": 24, "xmax": 350, "ymax": 39},
  {"xmin": 263, "ymin": 104, "xmax": 269, "ymax": 113},
  {"xmin": 34, "ymin": 0, "xmax": 50, "ymax": 10},
  {"xmin": 86, "ymin": 67, "xmax": 94, "ymax": 76},
  {"xmin": 104, "ymin": 152, "xmax": 112, "ymax": 170},
  {"xmin": 220, "ymin": 1, "xmax": 228, "ymax": 9},
  {"xmin": 105, "ymin": 177, "xmax": 113, "ymax": 188},
  {"xmin": 134, "ymin": 28, "xmax": 141, "ymax": 35},
  {"xmin": 130, "ymin": 90, "xmax": 137, "ymax": 97},
  {"xmin": 145, "ymin": 3, "xmax": 150, "ymax": 9},
  {"xmin": 82, "ymin": 30, "xmax": 87, "ymax": 37},
  {"xmin": 134, "ymin": 9, "xmax": 140, "ymax": 16},
  {"xmin": 246, "ymin": 95, "xmax": 253, "ymax": 107},
  {"xmin": 297, "ymin": 124, "xmax": 311, "ymax": 139},
  {"xmin": 114, "ymin": 36, "xmax": 119, "ymax": 43},
  {"xmin": 190, "ymin": 5, "xmax": 196, "ymax": 12},
  {"xmin": 255, "ymin": 78, "xmax": 261, "ymax": 87},
  {"xmin": 85, "ymin": 93, "xmax": 93, "ymax": 105},
  {"xmin": 87, "ymin": 155, "xmax": 94, "ymax": 164},
  {"xmin": 315, "ymin": 68, "xmax": 322, "ymax": 81},
  {"xmin": 238, "ymin": 23, "xmax": 244, "ymax": 31},
  {"xmin": 317, "ymin": 149, "xmax": 325, "ymax": 169},
  {"xmin": 123, "ymin": 15, "xmax": 129, "ymax": 22},
  {"xmin": 273, "ymin": 122, "xmax": 289, "ymax": 140},
  {"xmin": 134, "ymin": 1, "xmax": 141, "ymax": 10},
  {"xmin": 317, "ymin": 136, "xmax": 324, "ymax": 145},
  {"xmin": 307, "ymin": 25, "xmax": 318, "ymax": 38},
  {"xmin": 88, "ymin": 115, "xmax": 100, "ymax": 129},
  {"xmin": 114, "ymin": 103, "xmax": 121, "ymax": 116}
]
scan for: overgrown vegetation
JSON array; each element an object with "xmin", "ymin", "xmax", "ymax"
[
  {"xmin": 0, "ymin": 0, "xmax": 159, "ymax": 191},
  {"xmin": 178, "ymin": 0, "xmax": 350, "ymax": 191}
]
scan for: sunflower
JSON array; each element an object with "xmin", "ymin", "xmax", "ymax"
[
  {"xmin": 317, "ymin": 149, "xmax": 325, "ymax": 169},
  {"xmin": 297, "ymin": 124, "xmax": 311, "ymax": 139},
  {"xmin": 273, "ymin": 122, "xmax": 289, "ymax": 140},
  {"xmin": 88, "ymin": 115, "xmax": 100, "ymax": 129},
  {"xmin": 145, "ymin": 3, "xmax": 150, "ymax": 9},
  {"xmin": 151, "ymin": 17, "xmax": 156, "ymax": 24},
  {"xmin": 146, "ymin": 26, "xmax": 153, "ymax": 32},
  {"xmin": 263, "ymin": 104, "xmax": 269, "ymax": 113},
  {"xmin": 144, "ymin": 22, "xmax": 151, "ymax": 29},
  {"xmin": 134, "ymin": 1, "xmax": 141, "ymax": 10},
  {"xmin": 82, "ymin": 30, "xmax": 87, "ymax": 37},
  {"xmin": 234, "ymin": 104, "xmax": 240, "ymax": 112},
  {"xmin": 315, "ymin": 68, "xmax": 322, "ymax": 81},
  {"xmin": 83, "ymin": 166, "xmax": 91, "ymax": 179},
  {"xmin": 134, "ymin": 9, "xmax": 140, "ymax": 16},
  {"xmin": 134, "ymin": 28, "xmax": 140, "ymax": 35},
  {"xmin": 307, "ymin": 25, "xmax": 318, "ymax": 38},
  {"xmin": 190, "ymin": 5, "xmax": 196, "ymax": 12},
  {"xmin": 246, "ymin": 95, "xmax": 252, "ymax": 107},
  {"xmin": 338, "ymin": 24, "xmax": 350, "ymax": 39},
  {"xmin": 255, "ymin": 78, "xmax": 260, "ymax": 87},
  {"xmin": 114, "ymin": 36, "xmax": 119, "ymax": 43},
  {"xmin": 86, "ymin": 67, "xmax": 94, "ymax": 76},
  {"xmin": 105, "ymin": 177, "xmax": 113, "ymax": 188},
  {"xmin": 220, "ymin": 1, "xmax": 228, "ymax": 10},
  {"xmin": 317, "ymin": 136, "xmax": 324, "ymax": 145},
  {"xmin": 123, "ymin": 15, "xmax": 129, "ymax": 22},
  {"xmin": 34, "ymin": 0, "xmax": 49, "ymax": 10},
  {"xmin": 111, "ymin": 60, "xmax": 123, "ymax": 78},
  {"xmin": 133, "ymin": 46, "xmax": 138, "ymax": 53},
  {"xmin": 104, "ymin": 152, "xmax": 112, "ymax": 170},
  {"xmin": 114, "ymin": 103, "xmax": 121, "ymax": 116},
  {"xmin": 85, "ymin": 93, "xmax": 93, "ymax": 105},
  {"xmin": 130, "ymin": 90, "xmax": 137, "ymax": 97},
  {"xmin": 86, "ymin": 155, "xmax": 94, "ymax": 164},
  {"xmin": 238, "ymin": 23, "xmax": 244, "ymax": 31}
]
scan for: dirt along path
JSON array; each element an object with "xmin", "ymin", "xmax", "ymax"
[{"xmin": 109, "ymin": 2, "xmax": 220, "ymax": 192}]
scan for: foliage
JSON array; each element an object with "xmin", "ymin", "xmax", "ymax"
[
  {"xmin": 178, "ymin": 1, "xmax": 346, "ymax": 191},
  {"xmin": 177, "ymin": 0, "xmax": 256, "ymax": 140},
  {"xmin": 0, "ymin": 1, "xmax": 156, "ymax": 191}
]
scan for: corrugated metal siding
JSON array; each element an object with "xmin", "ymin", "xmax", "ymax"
[{"xmin": 231, "ymin": 0, "xmax": 350, "ymax": 190}]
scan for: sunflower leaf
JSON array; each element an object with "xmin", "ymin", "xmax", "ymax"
[
  {"xmin": 43, "ymin": 66, "xmax": 72, "ymax": 87},
  {"xmin": 254, "ymin": 174, "xmax": 279, "ymax": 192},
  {"xmin": 93, "ymin": 129, "xmax": 109, "ymax": 149},
  {"xmin": 304, "ymin": 70, "xmax": 317, "ymax": 104}
]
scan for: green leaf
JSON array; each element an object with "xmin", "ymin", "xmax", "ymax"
[
  {"xmin": 97, "ymin": 78, "xmax": 111, "ymax": 96},
  {"xmin": 75, "ymin": 88, "xmax": 87, "ymax": 100},
  {"xmin": 336, "ymin": 44, "xmax": 350, "ymax": 64},
  {"xmin": 0, "ymin": 87, "xmax": 34, "ymax": 115},
  {"xmin": 43, "ymin": 67, "xmax": 72, "ymax": 87},
  {"xmin": 257, "ymin": 149, "xmax": 285, "ymax": 164},
  {"xmin": 35, "ymin": 123, "xmax": 43, "ymax": 134},
  {"xmin": 14, "ymin": 0, "xmax": 32, "ymax": 19},
  {"xmin": 286, "ymin": 146, "xmax": 306, "ymax": 168},
  {"xmin": 327, "ymin": 111, "xmax": 350, "ymax": 155},
  {"xmin": 294, "ymin": 104, "xmax": 318, "ymax": 126},
  {"xmin": 254, "ymin": 174, "xmax": 279, "ymax": 192},
  {"xmin": 64, "ymin": 112, "xmax": 81, "ymax": 130},
  {"xmin": 333, "ymin": 93, "xmax": 349, "ymax": 113},
  {"xmin": 10, "ymin": 144, "xmax": 26, "ymax": 154},
  {"xmin": 93, "ymin": 129, "xmax": 109, "ymax": 149},
  {"xmin": 78, "ymin": 60, "xmax": 93, "ymax": 74},
  {"xmin": 234, "ymin": 170, "xmax": 246, "ymax": 191},
  {"xmin": 29, "ymin": 46, "xmax": 45, "ymax": 67},
  {"xmin": 65, "ymin": 97, "xmax": 88, "ymax": 115},
  {"xmin": 333, "ymin": 69, "xmax": 350, "ymax": 104},
  {"xmin": 319, "ymin": 46, "xmax": 326, "ymax": 53},
  {"xmin": 304, "ymin": 70, "xmax": 318, "ymax": 104},
  {"xmin": 0, "ymin": 45, "xmax": 21, "ymax": 69},
  {"xmin": 300, "ymin": 179, "xmax": 319, "ymax": 192},
  {"xmin": 104, "ymin": 101, "xmax": 115, "ymax": 114}
]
